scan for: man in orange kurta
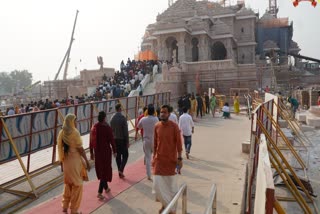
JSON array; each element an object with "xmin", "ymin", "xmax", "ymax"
[{"xmin": 152, "ymin": 105, "xmax": 183, "ymax": 214}]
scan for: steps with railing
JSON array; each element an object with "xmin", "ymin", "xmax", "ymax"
[{"xmin": 161, "ymin": 183, "xmax": 217, "ymax": 214}]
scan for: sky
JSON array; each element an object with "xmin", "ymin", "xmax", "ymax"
[{"xmin": 0, "ymin": 0, "xmax": 319, "ymax": 83}]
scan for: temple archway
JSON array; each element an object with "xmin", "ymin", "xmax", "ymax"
[
  {"xmin": 211, "ymin": 41, "xmax": 227, "ymax": 60},
  {"xmin": 191, "ymin": 37, "xmax": 199, "ymax": 62},
  {"xmin": 165, "ymin": 37, "xmax": 178, "ymax": 63}
]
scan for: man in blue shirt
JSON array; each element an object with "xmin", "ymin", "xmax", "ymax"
[{"xmin": 288, "ymin": 96, "xmax": 299, "ymax": 117}]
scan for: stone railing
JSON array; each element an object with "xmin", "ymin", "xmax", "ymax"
[
  {"xmin": 128, "ymin": 74, "xmax": 151, "ymax": 97},
  {"xmin": 184, "ymin": 59, "xmax": 236, "ymax": 72}
]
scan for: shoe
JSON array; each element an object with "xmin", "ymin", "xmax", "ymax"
[
  {"xmin": 119, "ymin": 172, "xmax": 125, "ymax": 178},
  {"xmin": 105, "ymin": 188, "xmax": 111, "ymax": 193},
  {"xmin": 186, "ymin": 153, "xmax": 189, "ymax": 159},
  {"xmin": 62, "ymin": 208, "xmax": 68, "ymax": 213},
  {"xmin": 147, "ymin": 176, "xmax": 152, "ymax": 181},
  {"xmin": 97, "ymin": 193, "xmax": 105, "ymax": 200}
]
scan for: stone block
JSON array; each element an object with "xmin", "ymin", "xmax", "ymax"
[
  {"xmin": 309, "ymin": 106, "xmax": 320, "ymax": 117},
  {"xmin": 306, "ymin": 115, "xmax": 320, "ymax": 128},
  {"xmin": 242, "ymin": 140, "xmax": 251, "ymax": 154},
  {"xmin": 295, "ymin": 112, "xmax": 307, "ymax": 122},
  {"xmin": 278, "ymin": 119, "xmax": 288, "ymax": 128}
]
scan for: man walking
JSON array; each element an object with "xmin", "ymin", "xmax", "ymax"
[
  {"xmin": 90, "ymin": 111, "xmax": 117, "ymax": 199},
  {"xmin": 110, "ymin": 103, "xmax": 129, "ymax": 178},
  {"xmin": 196, "ymin": 94, "xmax": 203, "ymax": 118},
  {"xmin": 168, "ymin": 106, "xmax": 178, "ymax": 124},
  {"xmin": 204, "ymin": 92, "xmax": 210, "ymax": 114},
  {"xmin": 137, "ymin": 105, "xmax": 159, "ymax": 180},
  {"xmin": 179, "ymin": 107, "xmax": 194, "ymax": 159},
  {"xmin": 152, "ymin": 104, "xmax": 183, "ymax": 214}
]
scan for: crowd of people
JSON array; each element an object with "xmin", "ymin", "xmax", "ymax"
[
  {"xmin": 0, "ymin": 97, "xmax": 87, "ymax": 116},
  {"xmin": 92, "ymin": 58, "xmax": 160, "ymax": 100},
  {"xmin": 59, "ymin": 103, "xmax": 190, "ymax": 213},
  {"xmin": 0, "ymin": 85, "xmax": 313, "ymax": 214},
  {"xmin": 4, "ymin": 87, "xmax": 310, "ymax": 213},
  {"xmin": 176, "ymin": 92, "xmax": 243, "ymax": 121},
  {"xmin": 0, "ymin": 58, "xmax": 162, "ymax": 117}
]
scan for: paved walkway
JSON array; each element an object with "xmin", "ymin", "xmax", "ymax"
[
  {"xmin": 16, "ymin": 113, "xmax": 250, "ymax": 214},
  {"xmin": 92, "ymin": 113, "xmax": 250, "ymax": 214}
]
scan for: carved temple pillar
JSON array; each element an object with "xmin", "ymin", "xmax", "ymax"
[
  {"xmin": 157, "ymin": 37, "xmax": 164, "ymax": 61},
  {"xmin": 178, "ymin": 33, "xmax": 186, "ymax": 63},
  {"xmin": 199, "ymin": 35, "xmax": 209, "ymax": 61}
]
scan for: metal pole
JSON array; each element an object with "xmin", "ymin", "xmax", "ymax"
[
  {"xmin": 54, "ymin": 48, "xmax": 69, "ymax": 80},
  {"xmin": 212, "ymin": 191, "xmax": 217, "ymax": 214},
  {"xmin": 63, "ymin": 10, "xmax": 79, "ymax": 80},
  {"xmin": 27, "ymin": 113, "xmax": 34, "ymax": 172},
  {"xmin": 52, "ymin": 109, "xmax": 59, "ymax": 163},
  {"xmin": 182, "ymin": 186, "xmax": 187, "ymax": 214}
]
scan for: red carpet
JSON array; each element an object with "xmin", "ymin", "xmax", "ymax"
[{"xmin": 25, "ymin": 158, "xmax": 145, "ymax": 214}]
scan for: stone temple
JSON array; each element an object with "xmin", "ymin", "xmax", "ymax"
[{"xmin": 141, "ymin": 0, "xmax": 258, "ymax": 97}]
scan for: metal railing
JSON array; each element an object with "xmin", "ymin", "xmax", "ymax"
[
  {"xmin": 0, "ymin": 92, "xmax": 171, "ymax": 213},
  {"xmin": 162, "ymin": 183, "xmax": 187, "ymax": 214},
  {"xmin": 204, "ymin": 184, "xmax": 217, "ymax": 214},
  {"xmin": 247, "ymin": 96, "xmax": 318, "ymax": 214}
]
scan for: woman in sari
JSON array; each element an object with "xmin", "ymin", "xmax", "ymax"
[
  {"xmin": 233, "ymin": 93, "xmax": 240, "ymax": 115},
  {"xmin": 189, "ymin": 94, "xmax": 197, "ymax": 120},
  {"xmin": 58, "ymin": 113, "xmax": 90, "ymax": 214},
  {"xmin": 210, "ymin": 93, "xmax": 217, "ymax": 117},
  {"xmin": 202, "ymin": 95, "xmax": 206, "ymax": 115}
]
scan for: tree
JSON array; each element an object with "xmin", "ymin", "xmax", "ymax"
[
  {"xmin": 0, "ymin": 70, "xmax": 33, "ymax": 94},
  {"xmin": 0, "ymin": 72, "xmax": 14, "ymax": 94},
  {"xmin": 10, "ymin": 70, "xmax": 33, "ymax": 90}
]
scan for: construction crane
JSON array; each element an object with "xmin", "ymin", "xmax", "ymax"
[
  {"xmin": 280, "ymin": 51, "xmax": 320, "ymax": 64},
  {"xmin": 268, "ymin": 0, "xmax": 278, "ymax": 17},
  {"xmin": 54, "ymin": 10, "xmax": 79, "ymax": 81},
  {"xmin": 23, "ymin": 81, "xmax": 41, "ymax": 92},
  {"xmin": 267, "ymin": 49, "xmax": 320, "ymax": 92}
]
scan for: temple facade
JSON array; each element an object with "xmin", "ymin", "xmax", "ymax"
[{"xmin": 141, "ymin": 0, "xmax": 258, "ymax": 96}]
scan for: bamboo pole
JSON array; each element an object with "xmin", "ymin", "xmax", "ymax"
[{"xmin": 0, "ymin": 118, "xmax": 38, "ymax": 198}]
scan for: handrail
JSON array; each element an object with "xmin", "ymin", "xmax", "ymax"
[
  {"xmin": 276, "ymin": 101, "xmax": 312, "ymax": 147},
  {"xmin": 204, "ymin": 184, "xmax": 217, "ymax": 214},
  {"xmin": 162, "ymin": 183, "xmax": 187, "ymax": 214}
]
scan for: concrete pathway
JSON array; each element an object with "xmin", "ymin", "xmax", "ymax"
[
  {"xmin": 92, "ymin": 113, "xmax": 250, "ymax": 214},
  {"xmin": 9, "ymin": 112, "xmax": 250, "ymax": 214}
]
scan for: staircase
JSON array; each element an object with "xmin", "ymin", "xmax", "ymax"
[{"xmin": 143, "ymin": 73, "xmax": 163, "ymax": 95}]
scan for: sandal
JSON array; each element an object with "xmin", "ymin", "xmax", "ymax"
[
  {"xmin": 119, "ymin": 172, "xmax": 125, "ymax": 178},
  {"xmin": 158, "ymin": 206, "xmax": 165, "ymax": 214},
  {"xmin": 97, "ymin": 193, "xmax": 105, "ymax": 200}
]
